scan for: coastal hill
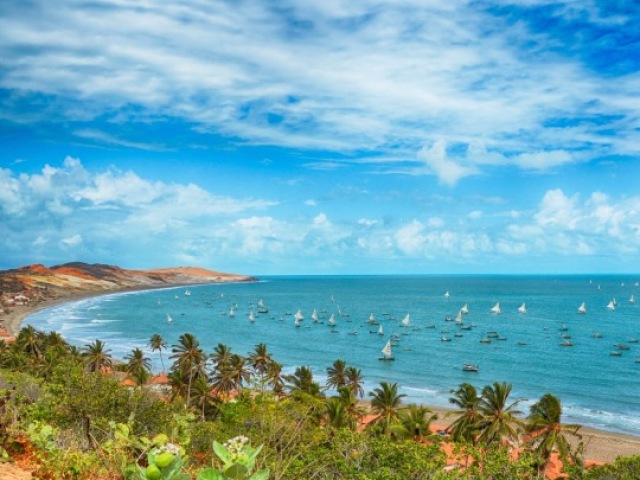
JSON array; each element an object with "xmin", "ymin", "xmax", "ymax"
[{"xmin": 0, "ymin": 262, "xmax": 255, "ymax": 337}]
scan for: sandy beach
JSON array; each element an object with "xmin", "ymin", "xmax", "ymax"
[
  {"xmin": 2, "ymin": 291, "xmax": 639, "ymax": 464},
  {"xmin": 424, "ymin": 405, "xmax": 640, "ymax": 464}
]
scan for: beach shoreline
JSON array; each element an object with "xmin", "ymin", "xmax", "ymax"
[
  {"xmin": 420, "ymin": 405, "xmax": 640, "ymax": 464},
  {"xmin": 3, "ymin": 290, "xmax": 639, "ymax": 464}
]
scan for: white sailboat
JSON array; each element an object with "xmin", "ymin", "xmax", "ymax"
[
  {"xmin": 490, "ymin": 302, "xmax": 501, "ymax": 314},
  {"xmin": 229, "ymin": 306, "xmax": 236, "ymax": 317},
  {"xmin": 401, "ymin": 314, "xmax": 410, "ymax": 327},
  {"xmin": 166, "ymin": 313, "xmax": 173, "ymax": 324},
  {"xmin": 311, "ymin": 309, "xmax": 319, "ymax": 322},
  {"xmin": 518, "ymin": 303, "xmax": 527, "ymax": 314},
  {"xmin": 294, "ymin": 316, "xmax": 301, "ymax": 327},
  {"xmin": 607, "ymin": 300, "xmax": 616, "ymax": 311},
  {"xmin": 328, "ymin": 314, "xmax": 336, "ymax": 327},
  {"xmin": 444, "ymin": 291, "xmax": 450, "ymax": 299},
  {"xmin": 378, "ymin": 339, "xmax": 395, "ymax": 361},
  {"xmin": 248, "ymin": 311, "xmax": 255, "ymax": 322},
  {"xmin": 184, "ymin": 289, "xmax": 191, "ymax": 296},
  {"xmin": 455, "ymin": 310, "xmax": 463, "ymax": 324},
  {"xmin": 367, "ymin": 312, "xmax": 376, "ymax": 324},
  {"xmin": 630, "ymin": 295, "xmax": 635, "ymax": 304},
  {"xmin": 577, "ymin": 302, "xmax": 587, "ymax": 314},
  {"xmin": 257, "ymin": 299, "xmax": 268, "ymax": 314},
  {"xmin": 460, "ymin": 304, "xmax": 469, "ymax": 315},
  {"xmin": 294, "ymin": 309, "xmax": 304, "ymax": 322},
  {"xmin": 378, "ymin": 324, "xmax": 384, "ymax": 336}
]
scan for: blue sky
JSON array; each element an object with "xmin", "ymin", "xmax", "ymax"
[{"xmin": 1, "ymin": 1, "xmax": 639, "ymax": 275}]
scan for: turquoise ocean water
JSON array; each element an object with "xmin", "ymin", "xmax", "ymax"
[{"xmin": 25, "ymin": 275, "xmax": 640, "ymax": 436}]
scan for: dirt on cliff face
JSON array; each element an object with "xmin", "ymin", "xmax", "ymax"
[{"xmin": 0, "ymin": 262, "xmax": 255, "ymax": 305}]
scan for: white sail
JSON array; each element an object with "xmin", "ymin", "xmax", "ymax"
[
  {"xmin": 328, "ymin": 314, "xmax": 336, "ymax": 326},
  {"xmin": 249, "ymin": 311, "xmax": 255, "ymax": 322},
  {"xmin": 444, "ymin": 291, "xmax": 450, "ymax": 298},
  {"xmin": 381, "ymin": 340, "xmax": 392, "ymax": 357},
  {"xmin": 455, "ymin": 310, "xmax": 463, "ymax": 324},
  {"xmin": 612, "ymin": 297, "xmax": 617, "ymax": 306},
  {"xmin": 401, "ymin": 314, "xmax": 410, "ymax": 327},
  {"xmin": 460, "ymin": 304, "xmax": 469, "ymax": 315},
  {"xmin": 578, "ymin": 302, "xmax": 587, "ymax": 314},
  {"xmin": 184, "ymin": 289, "xmax": 191, "ymax": 296},
  {"xmin": 258, "ymin": 299, "xmax": 265, "ymax": 309},
  {"xmin": 166, "ymin": 313, "xmax": 173, "ymax": 324},
  {"xmin": 294, "ymin": 316, "xmax": 301, "ymax": 327},
  {"xmin": 607, "ymin": 300, "xmax": 615, "ymax": 311},
  {"xmin": 518, "ymin": 303, "xmax": 527, "ymax": 314},
  {"xmin": 630, "ymin": 295, "xmax": 635, "ymax": 304},
  {"xmin": 368, "ymin": 312, "xmax": 375, "ymax": 324},
  {"xmin": 490, "ymin": 302, "xmax": 501, "ymax": 314},
  {"xmin": 294, "ymin": 309, "xmax": 304, "ymax": 321},
  {"xmin": 378, "ymin": 324, "xmax": 384, "ymax": 335},
  {"xmin": 311, "ymin": 309, "xmax": 319, "ymax": 322},
  {"xmin": 229, "ymin": 306, "xmax": 236, "ymax": 317}
]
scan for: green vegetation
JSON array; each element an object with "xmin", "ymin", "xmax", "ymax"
[{"xmin": 0, "ymin": 327, "xmax": 638, "ymax": 479}]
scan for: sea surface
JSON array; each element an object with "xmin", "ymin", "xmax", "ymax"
[{"xmin": 25, "ymin": 275, "xmax": 640, "ymax": 436}]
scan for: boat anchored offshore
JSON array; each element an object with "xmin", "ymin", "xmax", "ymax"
[
  {"xmin": 463, "ymin": 363, "xmax": 479, "ymax": 372},
  {"xmin": 490, "ymin": 302, "xmax": 501, "ymax": 314},
  {"xmin": 518, "ymin": 303, "xmax": 527, "ymax": 314},
  {"xmin": 578, "ymin": 302, "xmax": 587, "ymax": 314},
  {"xmin": 379, "ymin": 339, "xmax": 395, "ymax": 361}
]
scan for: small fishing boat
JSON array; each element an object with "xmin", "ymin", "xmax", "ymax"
[
  {"xmin": 560, "ymin": 340, "xmax": 574, "ymax": 347},
  {"xmin": 592, "ymin": 332, "xmax": 603, "ymax": 338},
  {"xmin": 311, "ymin": 309, "xmax": 320, "ymax": 323},
  {"xmin": 460, "ymin": 304, "xmax": 469, "ymax": 315},
  {"xmin": 378, "ymin": 324, "xmax": 384, "ymax": 336},
  {"xmin": 257, "ymin": 299, "xmax": 268, "ymax": 314},
  {"xmin": 379, "ymin": 339, "xmax": 395, "ymax": 361},
  {"xmin": 480, "ymin": 338, "xmax": 491, "ymax": 344},
  {"xmin": 607, "ymin": 300, "xmax": 616, "ymax": 311},
  {"xmin": 294, "ymin": 309, "xmax": 304, "ymax": 323},
  {"xmin": 328, "ymin": 314, "xmax": 336, "ymax": 327},
  {"xmin": 184, "ymin": 289, "xmax": 191, "ymax": 296},
  {"xmin": 577, "ymin": 302, "xmax": 587, "ymax": 314},
  {"xmin": 248, "ymin": 311, "xmax": 255, "ymax": 323},
  {"xmin": 518, "ymin": 303, "xmax": 527, "ymax": 314},
  {"xmin": 462, "ymin": 363, "xmax": 479, "ymax": 372},
  {"xmin": 490, "ymin": 302, "xmax": 501, "ymax": 314},
  {"xmin": 610, "ymin": 351, "xmax": 622, "ymax": 356},
  {"xmin": 441, "ymin": 336, "xmax": 451, "ymax": 342}
]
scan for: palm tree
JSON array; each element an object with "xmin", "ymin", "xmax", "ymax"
[
  {"xmin": 227, "ymin": 353, "xmax": 251, "ymax": 391},
  {"xmin": 448, "ymin": 382, "xmax": 482, "ymax": 444},
  {"xmin": 265, "ymin": 360, "xmax": 285, "ymax": 396},
  {"xmin": 211, "ymin": 343, "xmax": 232, "ymax": 372},
  {"xmin": 325, "ymin": 397, "xmax": 350, "ymax": 430},
  {"xmin": 248, "ymin": 343, "xmax": 272, "ymax": 392},
  {"xmin": 82, "ymin": 339, "xmax": 113, "ymax": 373},
  {"xmin": 392, "ymin": 405, "xmax": 438, "ymax": 441},
  {"xmin": 368, "ymin": 381, "xmax": 406, "ymax": 434},
  {"xmin": 149, "ymin": 334, "xmax": 167, "ymax": 372},
  {"xmin": 476, "ymin": 381, "xmax": 523, "ymax": 447},
  {"xmin": 285, "ymin": 366, "xmax": 322, "ymax": 397},
  {"xmin": 170, "ymin": 333, "xmax": 205, "ymax": 407},
  {"xmin": 248, "ymin": 343, "xmax": 272, "ymax": 375},
  {"xmin": 190, "ymin": 375, "xmax": 214, "ymax": 421},
  {"xmin": 335, "ymin": 386, "xmax": 366, "ymax": 430},
  {"xmin": 326, "ymin": 359, "xmax": 348, "ymax": 391},
  {"xmin": 16, "ymin": 325, "xmax": 43, "ymax": 360},
  {"xmin": 345, "ymin": 366, "xmax": 365, "ymax": 398},
  {"xmin": 124, "ymin": 347, "xmax": 151, "ymax": 382},
  {"xmin": 526, "ymin": 393, "xmax": 582, "ymax": 477}
]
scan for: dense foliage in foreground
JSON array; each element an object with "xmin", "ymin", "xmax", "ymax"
[{"xmin": 0, "ymin": 326, "xmax": 638, "ymax": 479}]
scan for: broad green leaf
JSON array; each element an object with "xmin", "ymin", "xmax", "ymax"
[
  {"xmin": 225, "ymin": 463, "xmax": 249, "ymax": 480},
  {"xmin": 196, "ymin": 468, "xmax": 225, "ymax": 480},
  {"xmin": 213, "ymin": 441, "xmax": 233, "ymax": 464}
]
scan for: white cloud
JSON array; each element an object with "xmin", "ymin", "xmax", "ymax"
[
  {"xmin": 416, "ymin": 141, "xmax": 478, "ymax": 186},
  {"xmin": 1, "ymin": 1, "xmax": 636, "ymax": 178},
  {"xmin": 304, "ymin": 199, "xmax": 317, "ymax": 206},
  {"xmin": 61, "ymin": 234, "xmax": 82, "ymax": 247}
]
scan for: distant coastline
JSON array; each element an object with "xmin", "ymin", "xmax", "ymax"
[{"xmin": 0, "ymin": 262, "xmax": 256, "ymax": 338}]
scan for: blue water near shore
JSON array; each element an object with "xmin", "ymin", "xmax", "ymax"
[{"xmin": 25, "ymin": 275, "xmax": 640, "ymax": 436}]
